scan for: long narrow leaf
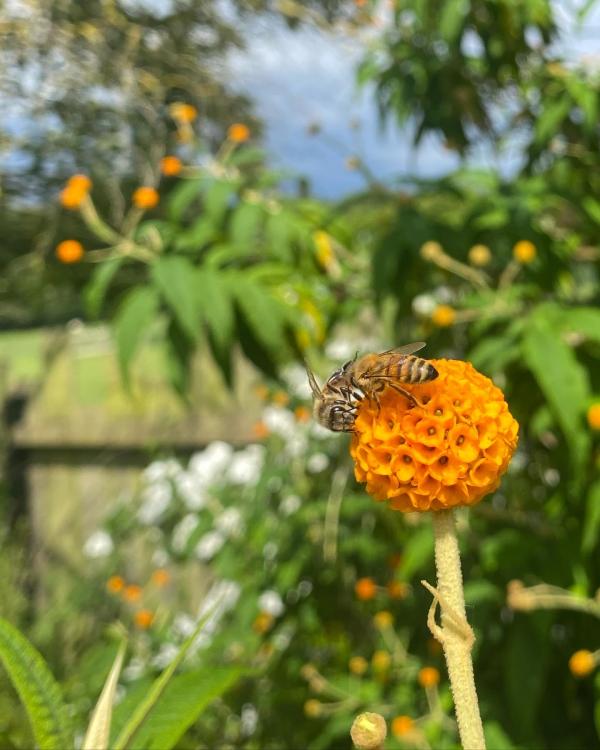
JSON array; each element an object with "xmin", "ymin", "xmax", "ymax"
[
  {"xmin": 82, "ymin": 638, "xmax": 128, "ymax": 750},
  {"xmin": 0, "ymin": 617, "xmax": 72, "ymax": 750}
]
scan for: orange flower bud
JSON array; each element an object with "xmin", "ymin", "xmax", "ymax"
[
  {"xmin": 252, "ymin": 611, "xmax": 274, "ymax": 634},
  {"xmin": 391, "ymin": 715, "xmax": 414, "ymax": 737},
  {"xmin": 55, "ymin": 240, "xmax": 84, "ymax": 264},
  {"xmin": 371, "ymin": 650, "xmax": 391, "ymax": 672},
  {"xmin": 349, "ymin": 655, "xmax": 368, "ymax": 675},
  {"xmin": 355, "ymin": 577, "xmax": 377, "ymax": 601},
  {"xmin": 106, "ymin": 575, "xmax": 125, "ymax": 594},
  {"xmin": 132, "ymin": 186, "xmax": 159, "ymax": 209},
  {"xmin": 151, "ymin": 569, "xmax": 170, "ymax": 587},
  {"xmin": 227, "ymin": 123, "xmax": 250, "ymax": 143},
  {"xmin": 431, "ymin": 305, "xmax": 456, "ymax": 327},
  {"xmin": 420, "ymin": 241, "xmax": 443, "ymax": 261},
  {"xmin": 350, "ymin": 359, "xmax": 518, "ymax": 511},
  {"xmin": 122, "ymin": 584, "xmax": 142, "ymax": 602},
  {"xmin": 373, "ymin": 611, "xmax": 394, "ymax": 629},
  {"xmin": 418, "ymin": 666, "xmax": 440, "ymax": 687},
  {"xmin": 513, "ymin": 240, "xmax": 536, "ymax": 263},
  {"xmin": 587, "ymin": 403, "xmax": 600, "ymax": 430},
  {"xmin": 59, "ymin": 185, "xmax": 87, "ymax": 209},
  {"xmin": 304, "ymin": 699, "xmax": 322, "ymax": 718},
  {"xmin": 169, "ymin": 102, "xmax": 198, "ymax": 123},
  {"xmin": 468, "ymin": 244, "xmax": 491, "ymax": 266},
  {"xmin": 160, "ymin": 155, "xmax": 183, "ymax": 176},
  {"xmin": 134, "ymin": 609, "xmax": 154, "ymax": 629},
  {"xmin": 569, "ymin": 649, "xmax": 597, "ymax": 677},
  {"xmin": 67, "ymin": 174, "xmax": 92, "ymax": 191},
  {"xmin": 387, "ymin": 580, "xmax": 408, "ymax": 599}
]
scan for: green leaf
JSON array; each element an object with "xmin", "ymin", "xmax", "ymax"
[
  {"xmin": 151, "ymin": 256, "xmax": 200, "ymax": 340},
  {"xmin": 83, "ymin": 639, "xmax": 127, "ymax": 750},
  {"xmin": 230, "ymin": 276, "xmax": 290, "ymax": 358},
  {"xmin": 230, "ymin": 201, "xmax": 264, "ymax": 249},
  {"xmin": 173, "ymin": 217, "xmax": 217, "ymax": 252},
  {"xmin": 582, "ymin": 481, "xmax": 600, "ymax": 555},
  {"xmin": 265, "ymin": 211, "xmax": 295, "ymax": 262},
  {"xmin": 85, "ymin": 257, "xmax": 125, "ymax": 318},
  {"xmin": 114, "ymin": 286, "xmax": 160, "ymax": 384},
  {"xmin": 204, "ymin": 180, "xmax": 237, "ymax": 223},
  {"xmin": 398, "ymin": 526, "xmax": 434, "ymax": 579},
  {"xmin": 164, "ymin": 319, "xmax": 195, "ymax": 398},
  {"xmin": 195, "ymin": 269, "xmax": 234, "ymax": 355},
  {"xmin": 463, "ymin": 580, "xmax": 501, "ymax": 605},
  {"xmin": 473, "ymin": 208, "xmax": 509, "ymax": 230},
  {"xmin": 483, "ymin": 721, "xmax": 515, "ymax": 750},
  {"xmin": 0, "ymin": 617, "xmax": 72, "ymax": 750},
  {"xmin": 534, "ymin": 96, "xmax": 571, "ymax": 144},
  {"xmin": 582, "ymin": 197, "xmax": 600, "ymax": 225},
  {"xmin": 439, "ymin": 0, "xmax": 468, "ymax": 42},
  {"xmin": 118, "ymin": 668, "xmax": 240, "ymax": 750},
  {"xmin": 522, "ymin": 315, "xmax": 590, "ymax": 469},
  {"xmin": 168, "ymin": 179, "xmax": 205, "ymax": 222},
  {"xmin": 559, "ymin": 307, "xmax": 600, "ymax": 342}
]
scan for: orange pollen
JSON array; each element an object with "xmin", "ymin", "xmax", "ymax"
[{"xmin": 350, "ymin": 359, "xmax": 518, "ymax": 512}]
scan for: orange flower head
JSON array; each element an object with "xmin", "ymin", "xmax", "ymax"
[
  {"xmin": 252, "ymin": 611, "xmax": 274, "ymax": 634},
  {"xmin": 160, "ymin": 155, "xmax": 183, "ymax": 176},
  {"xmin": 106, "ymin": 575, "xmax": 125, "ymax": 594},
  {"xmin": 373, "ymin": 610, "xmax": 394, "ymax": 629},
  {"xmin": 468, "ymin": 244, "xmax": 491, "ymax": 267},
  {"xmin": 431, "ymin": 305, "xmax": 456, "ymax": 327},
  {"xmin": 132, "ymin": 186, "xmax": 159, "ymax": 209},
  {"xmin": 134, "ymin": 609, "xmax": 154, "ymax": 629},
  {"xmin": 349, "ymin": 655, "xmax": 368, "ymax": 675},
  {"xmin": 67, "ymin": 174, "xmax": 92, "ymax": 192},
  {"xmin": 294, "ymin": 406, "xmax": 311, "ymax": 423},
  {"xmin": 355, "ymin": 577, "xmax": 377, "ymax": 600},
  {"xmin": 587, "ymin": 403, "xmax": 600, "ymax": 430},
  {"xmin": 56, "ymin": 240, "xmax": 84, "ymax": 264},
  {"xmin": 387, "ymin": 580, "xmax": 409, "ymax": 599},
  {"xmin": 228, "ymin": 123, "xmax": 250, "ymax": 143},
  {"xmin": 350, "ymin": 359, "xmax": 518, "ymax": 512},
  {"xmin": 59, "ymin": 185, "xmax": 87, "ymax": 209},
  {"xmin": 418, "ymin": 666, "xmax": 440, "ymax": 688},
  {"xmin": 569, "ymin": 649, "xmax": 596, "ymax": 678},
  {"xmin": 391, "ymin": 715, "xmax": 414, "ymax": 737},
  {"xmin": 169, "ymin": 102, "xmax": 198, "ymax": 123},
  {"xmin": 371, "ymin": 650, "xmax": 391, "ymax": 672},
  {"xmin": 123, "ymin": 584, "xmax": 142, "ymax": 602},
  {"xmin": 513, "ymin": 240, "xmax": 536, "ymax": 263},
  {"xmin": 151, "ymin": 569, "xmax": 170, "ymax": 587}
]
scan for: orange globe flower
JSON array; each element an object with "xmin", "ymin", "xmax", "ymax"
[
  {"xmin": 418, "ymin": 666, "xmax": 440, "ymax": 688},
  {"xmin": 134, "ymin": 609, "xmax": 154, "ymax": 629},
  {"xmin": 169, "ymin": 102, "xmax": 198, "ymax": 123},
  {"xmin": 67, "ymin": 174, "xmax": 92, "ymax": 191},
  {"xmin": 160, "ymin": 155, "xmax": 183, "ymax": 176},
  {"xmin": 587, "ymin": 403, "xmax": 600, "ymax": 430},
  {"xmin": 355, "ymin": 577, "xmax": 377, "ymax": 600},
  {"xmin": 569, "ymin": 649, "xmax": 596, "ymax": 677},
  {"xmin": 468, "ymin": 244, "xmax": 491, "ymax": 267},
  {"xmin": 228, "ymin": 123, "xmax": 250, "ymax": 143},
  {"xmin": 59, "ymin": 185, "xmax": 87, "ymax": 209},
  {"xmin": 132, "ymin": 186, "xmax": 159, "ymax": 209},
  {"xmin": 122, "ymin": 584, "xmax": 142, "ymax": 603},
  {"xmin": 106, "ymin": 575, "xmax": 125, "ymax": 594},
  {"xmin": 391, "ymin": 715, "xmax": 414, "ymax": 737},
  {"xmin": 350, "ymin": 359, "xmax": 518, "ymax": 512},
  {"xmin": 431, "ymin": 305, "xmax": 456, "ymax": 327},
  {"xmin": 55, "ymin": 240, "xmax": 84, "ymax": 264},
  {"xmin": 513, "ymin": 240, "xmax": 536, "ymax": 263}
]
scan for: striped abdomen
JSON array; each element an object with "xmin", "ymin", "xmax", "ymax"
[{"xmin": 383, "ymin": 355, "xmax": 438, "ymax": 383}]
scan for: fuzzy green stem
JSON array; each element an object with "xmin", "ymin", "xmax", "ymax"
[{"xmin": 430, "ymin": 510, "xmax": 486, "ymax": 750}]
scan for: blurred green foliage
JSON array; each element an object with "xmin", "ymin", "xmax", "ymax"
[{"xmin": 0, "ymin": 0, "xmax": 599, "ymax": 749}]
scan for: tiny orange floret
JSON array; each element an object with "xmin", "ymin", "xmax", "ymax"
[
  {"xmin": 122, "ymin": 584, "xmax": 142, "ymax": 603},
  {"xmin": 151, "ymin": 569, "xmax": 170, "ymax": 587},
  {"xmin": 228, "ymin": 123, "xmax": 250, "ymax": 143},
  {"xmin": 160, "ymin": 155, "xmax": 183, "ymax": 176},
  {"xmin": 391, "ymin": 715, "xmax": 414, "ymax": 737},
  {"xmin": 431, "ymin": 305, "xmax": 456, "ymax": 327},
  {"xmin": 252, "ymin": 612, "xmax": 274, "ymax": 634},
  {"xmin": 513, "ymin": 240, "xmax": 536, "ymax": 263},
  {"xmin": 350, "ymin": 359, "xmax": 518, "ymax": 512},
  {"xmin": 294, "ymin": 406, "xmax": 311, "ymax": 423},
  {"xmin": 132, "ymin": 186, "xmax": 159, "ymax": 209},
  {"xmin": 418, "ymin": 666, "xmax": 440, "ymax": 688},
  {"xmin": 272, "ymin": 391, "xmax": 289, "ymax": 407},
  {"xmin": 569, "ymin": 649, "xmax": 596, "ymax": 678},
  {"xmin": 106, "ymin": 575, "xmax": 125, "ymax": 594},
  {"xmin": 134, "ymin": 609, "xmax": 154, "ymax": 629},
  {"xmin": 373, "ymin": 610, "xmax": 394, "ymax": 629},
  {"xmin": 387, "ymin": 580, "xmax": 408, "ymax": 599},
  {"xmin": 252, "ymin": 421, "xmax": 270, "ymax": 439},
  {"xmin": 587, "ymin": 403, "xmax": 600, "ymax": 430},
  {"xmin": 355, "ymin": 577, "xmax": 377, "ymax": 600},
  {"xmin": 56, "ymin": 240, "xmax": 84, "ymax": 264}
]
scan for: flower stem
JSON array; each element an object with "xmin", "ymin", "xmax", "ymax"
[{"xmin": 430, "ymin": 509, "xmax": 486, "ymax": 750}]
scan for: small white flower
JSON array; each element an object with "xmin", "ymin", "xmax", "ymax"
[
  {"xmin": 151, "ymin": 644, "xmax": 179, "ymax": 669},
  {"xmin": 227, "ymin": 445, "xmax": 265, "ymax": 486},
  {"xmin": 262, "ymin": 406, "xmax": 295, "ymax": 439},
  {"xmin": 279, "ymin": 495, "xmax": 301, "ymax": 516},
  {"xmin": 297, "ymin": 580, "xmax": 313, "ymax": 597},
  {"xmin": 263, "ymin": 542, "xmax": 278, "ymax": 560},
  {"xmin": 188, "ymin": 442, "xmax": 234, "ymax": 486},
  {"xmin": 142, "ymin": 459, "xmax": 181, "ymax": 483},
  {"xmin": 122, "ymin": 657, "xmax": 145, "ymax": 682},
  {"xmin": 282, "ymin": 364, "xmax": 312, "ymax": 399},
  {"xmin": 152, "ymin": 548, "xmax": 170, "ymax": 567},
  {"xmin": 411, "ymin": 293, "xmax": 436, "ymax": 316},
  {"xmin": 307, "ymin": 453, "xmax": 329, "ymax": 473},
  {"xmin": 175, "ymin": 472, "xmax": 207, "ymax": 510},
  {"xmin": 215, "ymin": 507, "xmax": 243, "ymax": 537},
  {"xmin": 193, "ymin": 579, "xmax": 241, "ymax": 649},
  {"xmin": 325, "ymin": 338, "xmax": 355, "ymax": 360},
  {"xmin": 172, "ymin": 612, "xmax": 196, "ymax": 638},
  {"xmin": 258, "ymin": 590, "xmax": 285, "ymax": 617},
  {"xmin": 285, "ymin": 433, "xmax": 308, "ymax": 458},
  {"xmin": 137, "ymin": 480, "xmax": 172, "ymax": 524},
  {"xmin": 273, "ymin": 630, "xmax": 292, "ymax": 650},
  {"xmin": 241, "ymin": 704, "xmax": 259, "ymax": 737},
  {"xmin": 434, "ymin": 285, "xmax": 454, "ymax": 303},
  {"xmin": 171, "ymin": 513, "xmax": 199, "ymax": 553},
  {"xmin": 83, "ymin": 530, "xmax": 113, "ymax": 558},
  {"xmin": 195, "ymin": 530, "xmax": 225, "ymax": 561},
  {"xmin": 310, "ymin": 423, "xmax": 332, "ymax": 440},
  {"xmin": 543, "ymin": 468, "xmax": 560, "ymax": 487}
]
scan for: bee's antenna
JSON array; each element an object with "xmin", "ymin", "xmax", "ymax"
[{"xmin": 304, "ymin": 362, "xmax": 322, "ymax": 398}]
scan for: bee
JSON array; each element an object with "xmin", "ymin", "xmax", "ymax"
[{"xmin": 306, "ymin": 342, "xmax": 438, "ymax": 432}]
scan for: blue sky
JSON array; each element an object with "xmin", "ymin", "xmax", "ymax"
[{"xmin": 228, "ymin": 3, "xmax": 600, "ymax": 198}]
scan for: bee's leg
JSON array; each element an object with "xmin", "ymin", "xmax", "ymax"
[{"xmin": 386, "ymin": 382, "xmax": 421, "ymax": 407}]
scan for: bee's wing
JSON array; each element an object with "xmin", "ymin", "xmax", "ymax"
[
  {"xmin": 305, "ymin": 363, "xmax": 322, "ymax": 398},
  {"xmin": 381, "ymin": 341, "xmax": 426, "ymax": 356}
]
